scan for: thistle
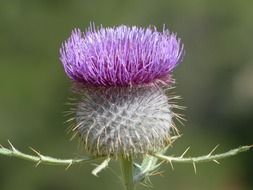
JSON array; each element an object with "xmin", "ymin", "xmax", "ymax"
[
  {"xmin": 0, "ymin": 24, "xmax": 251, "ymax": 190},
  {"xmin": 60, "ymin": 25, "xmax": 183, "ymax": 159}
]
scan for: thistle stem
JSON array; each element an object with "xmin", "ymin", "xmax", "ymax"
[
  {"xmin": 120, "ymin": 156, "xmax": 135, "ymax": 190},
  {"xmin": 0, "ymin": 141, "xmax": 98, "ymax": 168},
  {"xmin": 154, "ymin": 145, "xmax": 252, "ymax": 164}
]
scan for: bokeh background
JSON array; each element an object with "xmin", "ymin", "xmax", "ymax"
[{"xmin": 0, "ymin": 0, "xmax": 252, "ymax": 190}]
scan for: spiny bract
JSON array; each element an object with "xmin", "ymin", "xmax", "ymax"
[{"xmin": 71, "ymin": 85, "xmax": 173, "ymax": 157}]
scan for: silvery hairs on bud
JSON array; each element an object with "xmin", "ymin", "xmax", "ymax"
[{"xmin": 60, "ymin": 24, "xmax": 184, "ymax": 158}]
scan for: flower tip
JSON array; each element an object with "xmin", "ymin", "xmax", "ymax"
[{"xmin": 60, "ymin": 24, "xmax": 184, "ymax": 87}]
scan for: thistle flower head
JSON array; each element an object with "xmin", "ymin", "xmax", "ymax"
[
  {"xmin": 60, "ymin": 24, "xmax": 184, "ymax": 158},
  {"xmin": 60, "ymin": 24, "xmax": 183, "ymax": 87}
]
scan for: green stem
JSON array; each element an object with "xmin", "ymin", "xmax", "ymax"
[
  {"xmin": 120, "ymin": 156, "xmax": 135, "ymax": 190},
  {"xmin": 0, "ymin": 141, "xmax": 99, "ymax": 168},
  {"xmin": 154, "ymin": 145, "xmax": 252, "ymax": 164}
]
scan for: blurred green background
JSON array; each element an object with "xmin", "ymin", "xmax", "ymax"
[{"xmin": 0, "ymin": 0, "xmax": 252, "ymax": 189}]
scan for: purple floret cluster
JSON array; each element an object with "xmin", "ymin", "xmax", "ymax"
[{"xmin": 60, "ymin": 24, "xmax": 183, "ymax": 86}]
